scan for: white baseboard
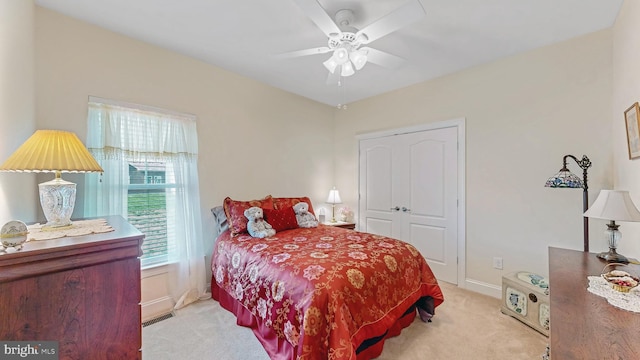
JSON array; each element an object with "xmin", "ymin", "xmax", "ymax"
[
  {"xmin": 141, "ymin": 296, "xmax": 174, "ymax": 322},
  {"xmin": 463, "ymin": 278, "xmax": 502, "ymax": 299}
]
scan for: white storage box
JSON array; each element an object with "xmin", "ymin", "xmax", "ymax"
[{"xmin": 500, "ymin": 271, "xmax": 550, "ymax": 337}]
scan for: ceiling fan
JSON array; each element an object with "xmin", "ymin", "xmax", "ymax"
[{"xmin": 279, "ymin": 0, "xmax": 426, "ymax": 80}]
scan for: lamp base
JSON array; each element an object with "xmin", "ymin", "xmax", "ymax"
[
  {"xmin": 39, "ymin": 176, "xmax": 76, "ymax": 229},
  {"xmin": 597, "ymin": 248, "xmax": 629, "ymax": 264}
]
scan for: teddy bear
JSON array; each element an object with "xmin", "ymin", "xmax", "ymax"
[
  {"xmin": 244, "ymin": 206, "xmax": 276, "ymax": 238},
  {"xmin": 293, "ymin": 202, "xmax": 318, "ymax": 228}
]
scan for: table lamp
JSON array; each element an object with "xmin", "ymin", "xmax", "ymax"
[
  {"xmin": 326, "ymin": 187, "xmax": 342, "ymax": 223},
  {"xmin": 0, "ymin": 130, "xmax": 103, "ymax": 229},
  {"xmin": 583, "ymin": 190, "xmax": 640, "ymax": 264}
]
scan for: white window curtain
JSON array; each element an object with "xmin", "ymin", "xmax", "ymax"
[{"xmin": 84, "ymin": 97, "xmax": 207, "ymax": 309}]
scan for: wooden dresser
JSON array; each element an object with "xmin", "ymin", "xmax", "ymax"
[
  {"xmin": 548, "ymin": 247, "xmax": 640, "ymax": 359},
  {"xmin": 0, "ymin": 215, "xmax": 144, "ymax": 359}
]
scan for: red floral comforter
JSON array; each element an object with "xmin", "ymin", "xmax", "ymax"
[{"xmin": 211, "ymin": 225, "xmax": 444, "ymax": 360}]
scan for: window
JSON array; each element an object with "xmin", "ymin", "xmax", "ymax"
[
  {"xmin": 84, "ymin": 97, "xmax": 203, "ymax": 269},
  {"xmin": 127, "ymin": 160, "xmax": 174, "ymax": 265},
  {"xmin": 84, "ymin": 97, "xmax": 206, "ymax": 307}
]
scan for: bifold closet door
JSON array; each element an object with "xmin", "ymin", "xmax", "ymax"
[{"xmin": 359, "ymin": 127, "xmax": 458, "ymax": 284}]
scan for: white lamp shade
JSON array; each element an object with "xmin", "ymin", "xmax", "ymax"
[
  {"xmin": 341, "ymin": 62, "xmax": 355, "ymax": 77},
  {"xmin": 583, "ymin": 190, "xmax": 640, "ymax": 222},
  {"xmin": 323, "ymin": 57, "xmax": 338, "ymax": 74},
  {"xmin": 350, "ymin": 50, "xmax": 368, "ymax": 70},
  {"xmin": 333, "ymin": 48, "xmax": 349, "ymax": 65},
  {"xmin": 326, "ymin": 187, "xmax": 342, "ymax": 204}
]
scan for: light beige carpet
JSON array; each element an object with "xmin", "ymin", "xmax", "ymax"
[{"xmin": 142, "ymin": 282, "xmax": 548, "ymax": 359}]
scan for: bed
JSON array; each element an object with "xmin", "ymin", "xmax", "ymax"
[{"xmin": 210, "ymin": 196, "xmax": 444, "ymax": 360}]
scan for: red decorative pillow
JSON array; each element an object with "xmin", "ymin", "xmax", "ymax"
[
  {"xmin": 223, "ymin": 195, "xmax": 274, "ymax": 236},
  {"xmin": 263, "ymin": 207, "xmax": 298, "ymax": 232},
  {"xmin": 273, "ymin": 197, "xmax": 315, "ymax": 216}
]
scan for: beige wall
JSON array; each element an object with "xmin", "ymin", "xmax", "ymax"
[
  {"xmin": 612, "ymin": 1, "xmax": 640, "ymax": 259},
  {"xmin": 336, "ymin": 30, "xmax": 613, "ymax": 292},
  {"xmin": 21, "ymin": 4, "xmax": 624, "ymax": 300},
  {"xmin": 0, "ymin": 0, "xmax": 36, "ymax": 223},
  {"xmin": 34, "ymin": 7, "xmax": 335, "ymax": 250}
]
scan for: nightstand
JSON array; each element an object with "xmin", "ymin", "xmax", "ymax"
[{"xmin": 323, "ymin": 221, "xmax": 356, "ymax": 230}]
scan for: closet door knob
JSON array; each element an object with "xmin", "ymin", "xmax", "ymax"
[
  {"xmin": 390, "ymin": 206, "xmax": 400, "ymax": 211},
  {"xmin": 402, "ymin": 207, "xmax": 411, "ymax": 212}
]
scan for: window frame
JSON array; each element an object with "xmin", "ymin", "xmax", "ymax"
[{"xmin": 127, "ymin": 164, "xmax": 178, "ymax": 269}]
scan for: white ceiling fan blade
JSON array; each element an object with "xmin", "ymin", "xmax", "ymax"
[
  {"xmin": 294, "ymin": 0, "xmax": 341, "ymax": 37},
  {"xmin": 356, "ymin": 0, "xmax": 426, "ymax": 44},
  {"xmin": 274, "ymin": 47, "xmax": 332, "ymax": 59},
  {"xmin": 361, "ymin": 47, "xmax": 405, "ymax": 69}
]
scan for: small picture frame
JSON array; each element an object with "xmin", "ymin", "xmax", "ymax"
[
  {"xmin": 625, "ymin": 102, "xmax": 640, "ymax": 159},
  {"xmin": 317, "ymin": 208, "xmax": 326, "ymax": 223}
]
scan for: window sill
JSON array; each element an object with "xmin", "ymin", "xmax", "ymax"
[{"xmin": 141, "ymin": 260, "xmax": 178, "ymax": 278}]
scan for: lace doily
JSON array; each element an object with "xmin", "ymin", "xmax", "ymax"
[
  {"xmin": 587, "ymin": 276, "xmax": 640, "ymax": 313},
  {"xmin": 27, "ymin": 218, "xmax": 114, "ymax": 241}
]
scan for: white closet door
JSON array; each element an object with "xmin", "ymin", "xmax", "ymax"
[
  {"xmin": 399, "ymin": 128, "xmax": 458, "ymax": 284},
  {"xmin": 358, "ymin": 136, "xmax": 403, "ymax": 239},
  {"xmin": 359, "ymin": 126, "xmax": 458, "ymax": 284}
]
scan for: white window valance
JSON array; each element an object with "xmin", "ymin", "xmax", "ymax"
[{"xmin": 87, "ymin": 97, "xmax": 198, "ymax": 162}]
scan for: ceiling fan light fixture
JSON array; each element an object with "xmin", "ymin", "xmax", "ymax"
[
  {"xmin": 333, "ymin": 48, "xmax": 349, "ymax": 65},
  {"xmin": 350, "ymin": 49, "xmax": 367, "ymax": 70},
  {"xmin": 285, "ymin": 0, "xmax": 425, "ymax": 82},
  {"xmin": 341, "ymin": 61, "xmax": 355, "ymax": 77},
  {"xmin": 323, "ymin": 57, "xmax": 338, "ymax": 73}
]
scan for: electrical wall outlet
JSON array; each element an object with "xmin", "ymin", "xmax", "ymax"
[{"xmin": 493, "ymin": 257, "xmax": 503, "ymax": 270}]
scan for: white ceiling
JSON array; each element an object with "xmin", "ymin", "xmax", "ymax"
[{"xmin": 35, "ymin": 0, "xmax": 623, "ymax": 107}]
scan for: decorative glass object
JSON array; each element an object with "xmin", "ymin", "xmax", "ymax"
[
  {"xmin": 338, "ymin": 206, "xmax": 353, "ymax": 222},
  {"xmin": 1, "ymin": 220, "xmax": 28, "ymax": 248},
  {"xmin": 39, "ymin": 176, "xmax": 76, "ymax": 227}
]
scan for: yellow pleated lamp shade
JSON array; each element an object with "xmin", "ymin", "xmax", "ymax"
[{"xmin": 0, "ymin": 130, "xmax": 103, "ymax": 173}]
